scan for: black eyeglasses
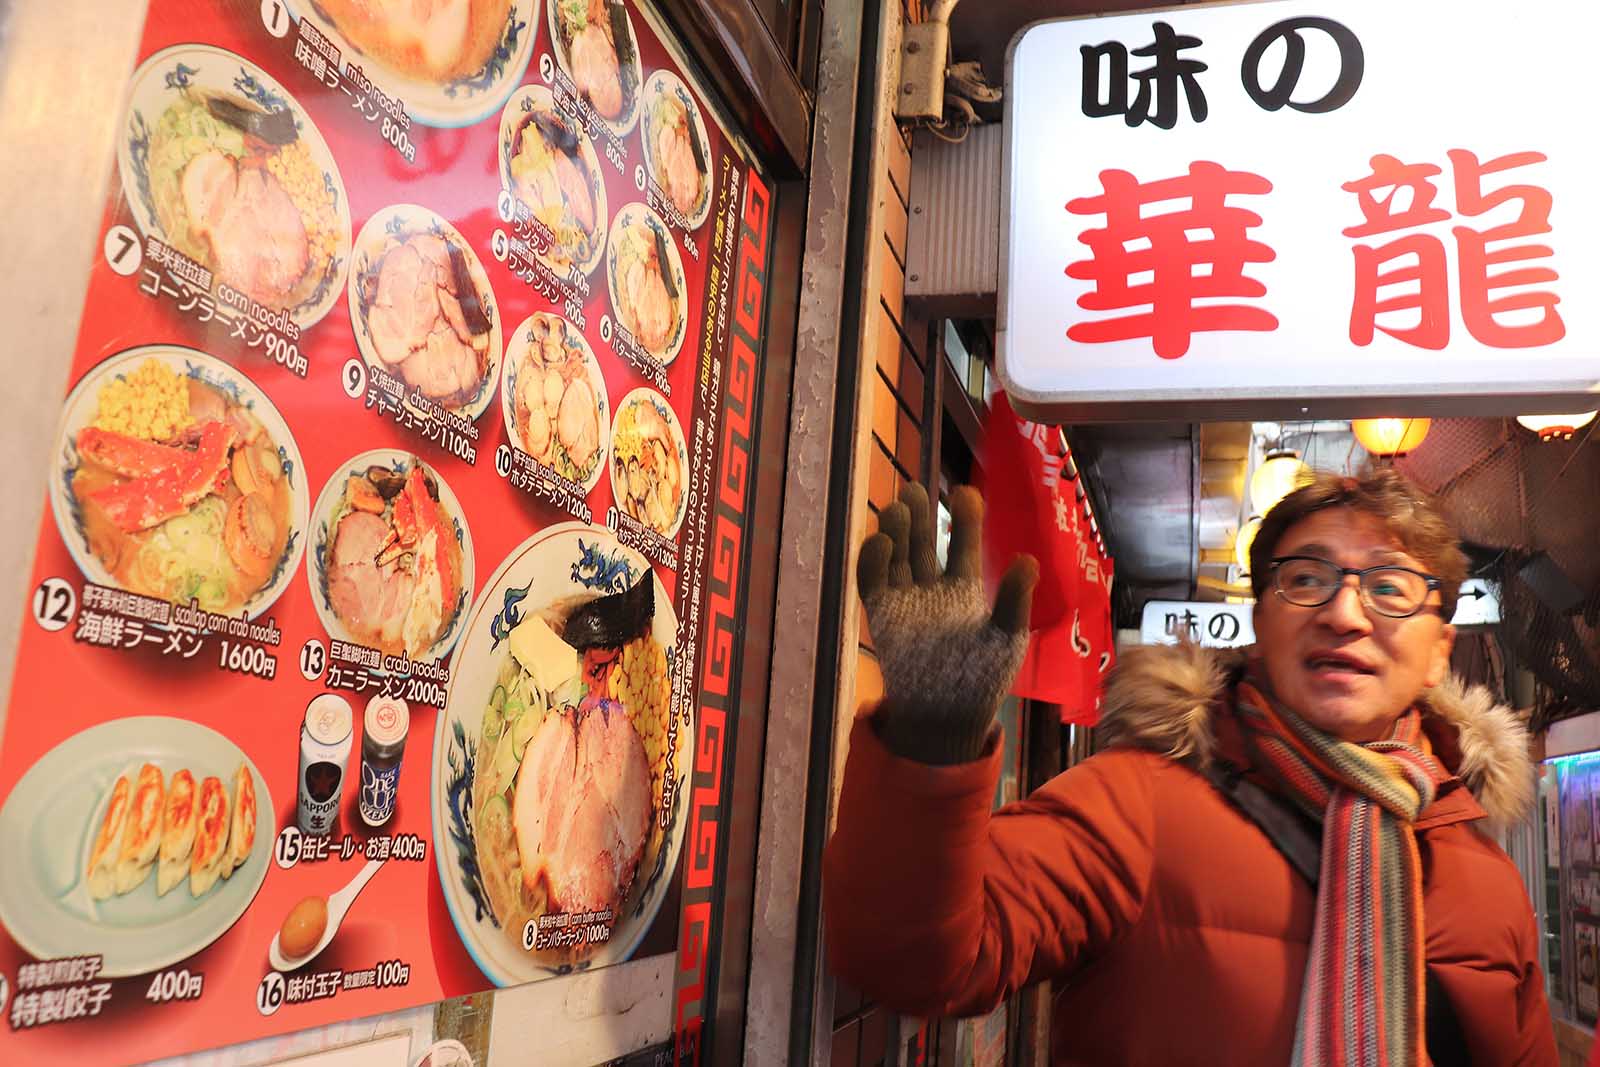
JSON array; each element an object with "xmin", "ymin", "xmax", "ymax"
[{"xmin": 1268, "ymin": 556, "xmax": 1442, "ymax": 618}]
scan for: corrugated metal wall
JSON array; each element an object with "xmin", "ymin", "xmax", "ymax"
[{"xmin": 905, "ymin": 123, "xmax": 1003, "ymax": 316}]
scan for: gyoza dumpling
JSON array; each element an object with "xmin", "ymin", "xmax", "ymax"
[
  {"xmin": 189, "ymin": 775, "xmax": 231, "ymax": 897},
  {"xmin": 87, "ymin": 773, "xmax": 132, "ymax": 900},
  {"xmin": 157, "ymin": 769, "xmax": 198, "ymax": 896},
  {"xmin": 223, "ymin": 762, "xmax": 257, "ymax": 878},
  {"xmin": 113, "ymin": 763, "xmax": 164, "ymax": 895}
]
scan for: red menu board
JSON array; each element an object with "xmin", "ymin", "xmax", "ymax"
[{"xmin": 0, "ymin": 0, "xmax": 771, "ymax": 1060}]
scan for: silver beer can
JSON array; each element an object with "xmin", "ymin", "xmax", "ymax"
[{"xmin": 298, "ymin": 693, "xmax": 354, "ymax": 836}]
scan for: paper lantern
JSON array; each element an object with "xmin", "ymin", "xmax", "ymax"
[
  {"xmin": 1249, "ymin": 452, "xmax": 1310, "ymax": 516},
  {"xmin": 1236, "ymin": 516, "xmax": 1262, "ymax": 574},
  {"xmin": 1516, "ymin": 412, "xmax": 1597, "ymax": 441},
  {"xmin": 1352, "ymin": 417, "xmax": 1431, "ymax": 457}
]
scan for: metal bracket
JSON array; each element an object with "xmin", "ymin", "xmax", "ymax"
[{"xmin": 895, "ymin": 20, "xmax": 949, "ymax": 122}]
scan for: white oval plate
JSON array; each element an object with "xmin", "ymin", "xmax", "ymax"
[
  {"xmin": 500, "ymin": 312, "xmax": 611, "ymax": 493},
  {"xmin": 638, "ymin": 69, "xmax": 713, "ymax": 229},
  {"xmin": 605, "ymin": 203, "xmax": 689, "ymax": 366},
  {"xmin": 546, "ymin": 0, "xmax": 644, "ymax": 138},
  {"xmin": 607, "ymin": 387, "xmax": 688, "ymax": 541},
  {"xmin": 49, "ymin": 345, "xmax": 310, "ymax": 621},
  {"xmin": 307, "ymin": 449, "xmax": 476, "ymax": 666},
  {"xmin": 116, "ymin": 43, "xmax": 352, "ymax": 330},
  {"xmin": 282, "ymin": 0, "xmax": 539, "ymax": 128},
  {"xmin": 347, "ymin": 203, "xmax": 504, "ymax": 424},
  {"xmin": 0, "ymin": 717, "xmax": 273, "ymax": 977},
  {"xmin": 497, "ymin": 85, "xmax": 610, "ymax": 278},
  {"xmin": 432, "ymin": 523, "xmax": 688, "ymax": 987}
]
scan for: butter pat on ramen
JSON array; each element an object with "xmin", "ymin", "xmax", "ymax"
[{"xmin": 509, "ymin": 616, "xmax": 579, "ymax": 695}]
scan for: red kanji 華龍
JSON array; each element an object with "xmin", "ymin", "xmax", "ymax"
[
  {"xmin": 1065, "ymin": 161, "xmax": 1278, "ymax": 359},
  {"xmin": 1451, "ymin": 149, "xmax": 1563, "ymax": 348},
  {"xmin": 1342, "ymin": 149, "xmax": 1563, "ymax": 349}
]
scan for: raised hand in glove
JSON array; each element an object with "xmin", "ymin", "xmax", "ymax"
[{"xmin": 858, "ymin": 483, "xmax": 1039, "ymax": 765}]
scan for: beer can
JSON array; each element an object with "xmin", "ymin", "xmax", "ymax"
[
  {"xmin": 298, "ymin": 693, "xmax": 354, "ymax": 836},
  {"xmin": 359, "ymin": 695, "xmax": 410, "ymax": 828}
]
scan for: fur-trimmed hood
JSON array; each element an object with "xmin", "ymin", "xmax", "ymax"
[{"xmin": 1098, "ymin": 642, "xmax": 1536, "ymax": 827}]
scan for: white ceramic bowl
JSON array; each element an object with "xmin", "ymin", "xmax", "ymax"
[{"xmin": 49, "ymin": 345, "xmax": 310, "ymax": 621}]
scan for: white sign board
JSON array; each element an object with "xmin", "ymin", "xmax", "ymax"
[
  {"xmin": 1450, "ymin": 578, "xmax": 1502, "ymax": 627},
  {"xmin": 1000, "ymin": 0, "xmax": 1600, "ymax": 421},
  {"xmin": 1141, "ymin": 579, "xmax": 1499, "ymax": 647},
  {"xmin": 1141, "ymin": 601, "xmax": 1255, "ymax": 648}
]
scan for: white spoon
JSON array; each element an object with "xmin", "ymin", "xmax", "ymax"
[{"xmin": 269, "ymin": 857, "xmax": 385, "ymax": 972}]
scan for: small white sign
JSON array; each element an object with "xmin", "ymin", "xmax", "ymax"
[
  {"xmin": 1001, "ymin": 0, "xmax": 1600, "ymax": 421},
  {"xmin": 1450, "ymin": 578, "xmax": 1501, "ymax": 627},
  {"xmin": 1141, "ymin": 601, "xmax": 1255, "ymax": 648}
]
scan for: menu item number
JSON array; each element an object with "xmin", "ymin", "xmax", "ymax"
[{"xmin": 32, "ymin": 578, "xmax": 77, "ymax": 633}]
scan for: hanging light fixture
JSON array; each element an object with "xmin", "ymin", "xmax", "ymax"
[
  {"xmin": 1352, "ymin": 417, "xmax": 1432, "ymax": 457},
  {"xmin": 1236, "ymin": 516, "xmax": 1263, "ymax": 575},
  {"xmin": 1515, "ymin": 411, "xmax": 1598, "ymax": 441},
  {"xmin": 1249, "ymin": 451, "xmax": 1310, "ymax": 516}
]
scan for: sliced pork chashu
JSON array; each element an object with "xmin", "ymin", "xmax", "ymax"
[
  {"xmin": 365, "ymin": 234, "xmax": 484, "ymax": 405},
  {"xmin": 318, "ymin": 0, "xmax": 509, "ymax": 83},
  {"xmin": 513, "ymin": 700, "xmax": 651, "ymax": 917},
  {"xmin": 180, "ymin": 149, "xmax": 310, "ymax": 306}
]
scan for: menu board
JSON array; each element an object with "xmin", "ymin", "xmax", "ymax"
[{"xmin": 0, "ymin": 0, "xmax": 772, "ymax": 1059}]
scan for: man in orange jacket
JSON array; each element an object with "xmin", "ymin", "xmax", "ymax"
[{"xmin": 825, "ymin": 470, "xmax": 1555, "ymax": 1065}]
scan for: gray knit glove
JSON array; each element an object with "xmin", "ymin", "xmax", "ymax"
[{"xmin": 858, "ymin": 483, "xmax": 1038, "ymax": 764}]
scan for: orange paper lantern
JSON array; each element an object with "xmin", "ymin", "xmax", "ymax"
[
  {"xmin": 1352, "ymin": 417, "xmax": 1431, "ymax": 457},
  {"xmin": 1515, "ymin": 412, "xmax": 1597, "ymax": 441}
]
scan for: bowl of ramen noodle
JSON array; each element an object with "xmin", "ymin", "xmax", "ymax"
[
  {"xmin": 500, "ymin": 312, "xmax": 610, "ymax": 491},
  {"xmin": 349, "ymin": 204, "xmax": 504, "ymax": 423},
  {"xmin": 608, "ymin": 388, "xmax": 686, "ymax": 540},
  {"xmin": 498, "ymin": 86, "xmax": 609, "ymax": 278},
  {"xmin": 283, "ymin": 0, "xmax": 537, "ymax": 127},
  {"xmin": 605, "ymin": 204, "xmax": 687, "ymax": 365},
  {"xmin": 547, "ymin": 0, "xmax": 643, "ymax": 137},
  {"xmin": 433, "ymin": 524, "xmax": 689, "ymax": 985},
  {"xmin": 639, "ymin": 70, "xmax": 712, "ymax": 228},
  {"xmin": 49, "ymin": 347, "xmax": 309, "ymax": 620},
  {"xmin": 116, "ymin": 44, "xmax": 351, "ymax": 329},
  {"xmin": 309, "ymin": 450, "xmax": 475, "ymax": 664}
]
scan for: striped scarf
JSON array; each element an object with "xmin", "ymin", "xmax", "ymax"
[{"xmin": 1233, "ymin": 671, "xmax": 1450, "ymax": 1067}]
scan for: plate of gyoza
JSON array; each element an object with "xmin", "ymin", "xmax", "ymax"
[{"xmin": 0, "ymin": 716, "xmax": 272, "ymax": 976}]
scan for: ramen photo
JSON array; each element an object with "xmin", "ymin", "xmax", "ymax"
[
  {"xmin": 118, "ymin": 45, "xmax": 351, "ymax": 328},
  {"xmin": 51, "ymin": 348, "xmax": 308, "ymax": 618},
  {"xmin": 433, "ymin": 526, "xmax": 690, "ymax": 985}
]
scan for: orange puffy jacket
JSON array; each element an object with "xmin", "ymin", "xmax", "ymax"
[{"xmin": 824, "ymin": 643, "xmax": 1556, "ymax": 1066}]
